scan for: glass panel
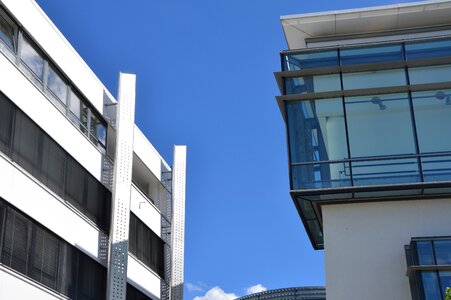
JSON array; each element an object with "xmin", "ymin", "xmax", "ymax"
[
  {"xmin": 412, "ymin": 90, "xmax": 451, "ymax": 153},
  {"xmin": 291, "ymin": 162, "xmax": 352, "ymax": 190},
  {"xmin": 434, "ymin": 240, "xmax": 451, "ymax": 265},
  {"xmin": 69, "ymin": 91, "xmax": 88, "ymax": 134},
  {"xmin": 12, "ymin": 110, "xmax": 40, "ymax": 176},
  {"xmin": 422, "ymin": 156, "xmax": 451, "ymax": 182},
  {"xmin": 439, "ymin": 271, "xmax": 451, "ymax": 299},
  {"xmin": 65, "ymin": 157, "xmax": 86, "ymax": 211},
  {"xmin": 20, "ymin": 36, "xmax": 45, "ymax": 82},
  {"xmin": 345, "ymin": 93, "xmax": 416, "ymax": 157},
  {"xmin": 416, "ymin": 241, "xmax": 435, "ymax": 265},
  {"xmin": 352, "ymin": 158, "xmax": 420, "ymax": 186},
  {"xmin": 90, "ymin": 113, "xmax": 106, "ymax": 147},
  {"xmin": 46, "ymin": 65, "xmax": 67, "ymax": 110},
  {"xmin": 340, "ymin": 44, "xmax": 404, "ymax": 65},
  {"xmin": 57, "ymin": 242, "xmax": 78, "ymax": 298},
  {"xmin": 284, "ymin": 74, "xmax": 341, "ymax": 94},
  {"xmin": 342, "ymin": 69, "xmax": 406, "ymax": 90},
  {"xmin": 286, "ymin": 98, "xmax": 348, "ymax": 164},
  {"xmin": 0, "ymin": 93, "xmax": 14, "ymax": 155},
  {"xmin": 282, "ymin": 50, "xmax": 338, "ymax": 71},
  {"xmin": 77, "ymin": 254, "xmax": 106, "ymax": 300},
  {"xmin": 406, "ymin": 38, "xmax": 451, "ymax": 60},
  {"xmin": 409, "ymin": 64, "xmax": 451, "ymax": 85},
  {"xmin": 0, "ymin": 9, "xmax": 17, "ymax": 51},
  {"xmin": 421, "ymin": 271, "xmax": 441, "ymax": 300},
  {"xmin": 40, "ymin": 135, "xmax": 66, "ymax": 198}
]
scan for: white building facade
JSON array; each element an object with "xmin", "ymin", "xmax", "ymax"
[
  {"xmin": 276, "ymin": 1, "xmax": 451, "ymax": 299},
  {"xmin": 0, "ymin": 0, "xmax": 186, "ymax": 299}
]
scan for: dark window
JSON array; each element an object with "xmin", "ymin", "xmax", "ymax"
[
  {"xmin": 12, "ymin": 110, "xmax": 40, "ymax": 176},
  {"xmin": 0, "ymin": 198, "xmax": 108, "ymax": 299},
  {"xmin": 0, "ymin": 8, "xmax": 17, "ymax": 52},
  {"xmin": 129, "ymin": 213, "xmax": 165, "ymax": 278},
  {"xmin": 39, "ymin": 135, "xmax": 66, "ymax": 198},
  {"xmin": 0, "ymin": 93, "xmax": 13, "ymax": 155},
  {"xmin": 340, "ymin": 44, "xmax": 404, "ymax": 65},
  {"xmin": 65, "ymin": 157, "xmax": 86, "ymax": 211},
  {"xmin": 127, "ymin": 284, "xmax": 152, "ymax": 300}
]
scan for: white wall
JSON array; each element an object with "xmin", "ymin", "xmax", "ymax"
[
  {"xmin": 323, "ymin": 198, "xmax": 451, "ymax": 300},
  {"xmin": 0, "ymin": 266, "xmax": 63, "ymax": 300},
  {"xmin": 128, "ymin": 255, "xmax": 161, "ymax": 299},
  {"xmin": 131, "ymin": 185, "xmax": 162, "ymax": 237}
]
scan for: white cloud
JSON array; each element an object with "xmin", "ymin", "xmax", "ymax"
[
  {"xmin": 246, "ymin": 284, "xmax": 267, "ymax": 295},
  {"xmin": 193, "ymin": 286, "xmax": 238, "ymax": 300},
  {"xmin": 186, "ymin": 282, "xmax": 204, "ymax": 292}
]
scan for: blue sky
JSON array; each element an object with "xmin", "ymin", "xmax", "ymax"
[{"xmin": 36, "ymin": 0, "xmax": 420, "ymax": 299}]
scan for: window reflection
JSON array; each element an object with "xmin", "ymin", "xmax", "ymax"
[
  {"xmin": 342, "ymin": 69, "xmax": 406, "ymax": 90},
  {"xmin": 47, "ymin": 65, "xmax": 67, "ymax": 106},
  {"xmin": 282, "ymin": 50, "xmax": 338, "ymax": 71},
  {"xmin": 340, "ymin": 44, "xmax": 404, "ymax": 65},
  {"xmin": 409, "ymin": 64, "xmax": 451, "ymax": 85},
  {"xmin": 0, "ymin": 10, "xmax": 16, "ymax": 51},
  {"xmin": 406, "ymin": 39, "xmax": 451, "ymax": 60},
  {"xmin": 284, "ymin": 74, "xmax": 341, "ymax": 94},
  {"xmin": 345, "ymin": 93, "xmax": 416, "ymax": 157},
  {"xmin": 20, "ymin": 36, "xmax": 44, "ymax": 82}
]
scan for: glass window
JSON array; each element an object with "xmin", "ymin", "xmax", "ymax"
[
  {"xmin": 284, "ymin": 74, "xmax": 341, "ymax": 94},
  {"xmin": 39, "ymin": 135, "xmax": 66, "ymax": 198},
  {"xmin": 65, "ymin": 157, "xmax": 86, "ymax": 211},
  {"xmin": 342, "ymin": 69, "xmax": 406, "ymax": 90},
  {"xmin": 90, "ymin": 113, "xmax": 106, "ymax": 147},
  {"xmin": 421, "ymin": 272, "xmax": 441, "ymax": 300},
  {"xmin": 291, "ymin": 162, "xmax": 351, "ymax": 190},
  {"xmin": 282, "ymin": 50, "xmax": 339, "ymax": 71},
  {"xmin": 434, "ymin": 240, "xmax": 451, "ymax": 265},
  {"xmin": 12, "ymin": 110, "xmax": 40, "ymax": 176},
  {"xmin": 422, "ymin": 155, "xmax": 451, "ymax": 183},
  {"xmin": 406, "ymin": 38, "xmax": 451, "ymax": 60},
  {"xmin": 439, "ymin": 271, "xmax": 451, "ymax": 298},
  {"xmin": 46, "ymin": 65, "xmax": 67, "ymax": 109},
  {"xmin": 20, "ymin": 36, "xmax": 45, "ymax": 83},
  {"xmin": 0, "ymin": 9, "xmax": 17, "ymax": 52},
  {"xmin": 340, "ymin": 44, "xmax": 404, "ymax": 65},
  {"xmin": 409, "ymin": 64, "xmax": 451, "ymax": 85},
  {"xmin": 0, "ymin": 93, "xmax": 14, "ymax": 155},
  {"xmin": 345, "ymin": 93, "xmax": 416, "ymax": 157},
  {"xmin": 286, "ymin": 98, "xmax": 348, "ymax": 164},
  {"xmin": 416, "ymin": 241, "xmax": 435, "ymax": 265},
  {"xmin": 412, "ymin": 90, "xmax": 451, "ymax": 153}
]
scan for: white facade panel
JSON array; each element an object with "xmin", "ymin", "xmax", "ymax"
[
  {"xmin": 0, "ymin": 154, "xmax": 102, "ymax": 263},
  {"xmin": 0, "ymin": 267, "xmax": 63, "ymax": 300},
  {"xmin": 323, "ymin": 198, "xmax": 451, "ymax": 300},
  {"xmin": 128, "ymin": 255, "xmax": 161, "ymax": 300},
  {"xmin": 0, "ymin": 53, "xmax": 102, "ymax": 180},
  {"xmin": 1, "ymin": 0, "xmax": 108, "ymax": 112},
  {"xmin": 131, "ymin": 185, "xmax": 162, "ymax": 237},
  {"xmin": 134, "ymin": 126, "xmax": 166, "ymax": 181}
]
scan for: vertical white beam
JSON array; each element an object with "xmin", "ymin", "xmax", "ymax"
[
  {"xmin": 107, "ymin": 73, "xmax": 136, "ymax": 300},
  {"xmin": 171, "ymin": 145, "xmax": 187, "ymax": 300}
]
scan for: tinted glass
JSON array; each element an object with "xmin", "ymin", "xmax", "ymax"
[
  {"xmin": 340, "ymin": 45, "xmax": 403, "ymax": 65},
  {"xmin": 421, "ymin": 272, "xmax": 441, "ymax": 300},
  {"xmin": 65, "ymin": 157, "xmax": 86, "ymax": 211},
  {"xmin": 291, "ymin": 162, "xmax": 351, "ymax": 190},
  {"xmin": 409, "ymin": 64, "xmax": 451, "ymax": 85},
  {"xmin": 412, "ymin": 90, "xmax": 451, "ymax": 153},
  {"xmin": 421, "ymin": 156, "xmax": 451, "ymax": 182},
  {"xmin": 0, "ymin": 93, "xmax": 14, "ymax": 155},
  {"xmin": 286, "ymin": 98, "xmax": 348, "ymax": 164},
  {"xmin": 58, "ymin": 243, "xmax": 78, "ymax": 298},
  {"xmin": 345, "ymin": 93, "xmax": 416, "ymax": 157},
  {"xmin": 0, "ymin": 10, "xmax": 16, "ymax": 51},
  {"xmin": 284, "ymin": 74, "xmax": 341, "ymax": 94},
  {"xmin": 342, "ymin": 69, "xmax": 406, "ymax": 90},
  {"xmin": 406, "ymin": 39, "xmax": 451, "ymax": 60},
  {"xmin": 12, "ymin": 110, "xmax": 40, "ymax": 176},
  {"xmin": 47, "ymin": 65, "xmax": 67, "ymax": 109},
  {"xmin": 439, "ymin": 271, "xmax": 451, "ymax": 299},
  {"xmin": 434, "ymin": 240, "xmax": 451, "ymax": 265},
  {"xmin": 282, "ymin": 50, "xmax": 338, "ymax": 71},
  {"xmin": 40, "ymin": 135, "xmax": 66, "ymax": 197},
  {"xmin": 77, "ymin": 254, "xmax": 106, "ymax": 300},
  {"xmin": 416, "ymin": 241, "xmax": 435, "ymax": 265},
  {"xmin": 20, "ymin": 36, "xmax": 44, "ymax": 81}
]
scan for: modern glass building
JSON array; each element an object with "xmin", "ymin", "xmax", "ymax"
[
  {"xmin": 276, "ymin": 1, "xmax": 451, "ymax": 299},
  {"xmin": 0, "ymin": 0, "xmax": 186, "ymax": 299},
  {"xmin": 236, "ymin": 287, "xmax": 326, "ymax": 300}
]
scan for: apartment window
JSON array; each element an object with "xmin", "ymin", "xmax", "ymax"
[
  {"xmin": 409, "ymin": 64, "xmax": 451, "ymax": 85},
  {"xmin": 0, "ymin": 92, "xmax": 111, "ymax": 232},
  {"xmin": 406, "ymin": 238, "xmax": 451, "ymax": 300},
  {"xmin": 284, "ymin": 74, "xmax": 341, "ymax": 95},
  {"xmin": 342, "ymin": 69, "xmax": 406, "ymax": 90},
  {"xmin": 127, "ymin": 284, "xmax": 152, "ymax": 300},
  {"xmin": 340, "ymin": 44, "xmax": 404, "ymax": 65},
  {"xmin": 20, "ymin": 35, "xmax": 45, "ymax": 86},
  {"xmin": 46, "ymin": 65, "xmax": 68, "ymax": 111},
  {"xmin": 0, "ymin": 8, "xmax": 17, "ymax": 54},
  {"xmin": 406, "ymin": 39, "xmax": 451, "ymax": 60},
  {"xmin": 282, "ymin": 50, "xmax": 338, "ymax": 71},
  {"xmin": 129, "ymin": 213, "xmax": 165, "ymax": 278}
]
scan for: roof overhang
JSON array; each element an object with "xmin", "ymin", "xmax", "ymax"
[{"xmin": 281, "ymin": 0, "xmax": 451, "ymax": 49}]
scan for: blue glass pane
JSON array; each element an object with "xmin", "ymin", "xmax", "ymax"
[
  {"xmin": 282, "ymin": 50, "xmax": 339, "ymax": 71},
  {"xmin": 439, "ymin": 271, "xmax": 451, "ymax": 299},
  {"xmin": 284, "ymin": 74, "xmax": 341, "ymax": 94},
  {"xmin": 340, "ymin": 45, "xmax": 403, "ymax": 65},
  {"xmin": 342, "ymin": 69, "xmax": 406, "ymax": 90},
  {"xmin": 421, "ymin": 271, "xmax": 441, "ymax": 300},
  {"xmin": 351, "ymin": 158, "xmax": 420, "ymax": 187},
  {"xmin": 412, "ymin": 90, "xmax": 451, "ymax": 153},
  {"xmin": 417, "ymin": 241, "xmax": 435, "ymax": 265},
  {"xmin": 434, "ymin": 241, "xmax": 451, "ymax": 265},
  {"xmin": 409, "ymin": 64, "xmax": 451, "ymax": 85},
  {"xmin": 422, "ymin": 156, "xmax": 451, "ymax": 182},
  {"xmin": 406, "ymin": 38, "xmax": 451, "ymax": 60},
  {"xmin": 286, "ymin": 99, "xmax": 348, "ymax": 164},
  {"xmin": 291, "ymin": 162, "xmax": 351, "ymax": 190},
  {"xmin": 345, "ymin": 93, "xmax": 416, "ymax": 158}
]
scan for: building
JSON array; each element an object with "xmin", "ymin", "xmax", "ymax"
[
  {"xmin": 0, "ymin": 0, "xmax": 186, "ymax": 300},
  {"xmin": 275, "ymin": 1, "xmax": 451, "ymax": 299},
  {"xmin": 236, "ymin": 287, "xmax": 325, "ymax": 300}
]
